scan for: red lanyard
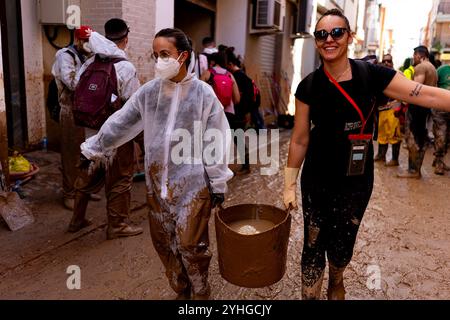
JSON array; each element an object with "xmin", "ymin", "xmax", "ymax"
[{"xmin": 324, "ymin": 68, "xmax": 370, "ymax": 135}]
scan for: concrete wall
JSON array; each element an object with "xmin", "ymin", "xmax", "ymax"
[
  {"xmin": 436, "ymin": 22, "xmax": 450, "ymax": 47},
  {"xmin": 279, "ymin": 2, "xmax": 318, "ymax": 115},
  {"xmin": 21, "ymin": 0, "xmax": 46, "ymax": 146},
  {"xmin": 155, "ymin": 0, "xmax": 174, "ymax": 34},
  {"xmin": 344, "ymin": 0, "xmax": 358, "ymax": 32},
  {"xmin": 216, "ymin": 0, "xmax": 248, "ymax": 58}
]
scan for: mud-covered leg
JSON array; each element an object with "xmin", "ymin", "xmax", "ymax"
[
  {"xmin": 177, "ymin": 188, "xmax": 213, "ymax": 300},
  {"xmin": 147, "ymin": 195, "xmax": 191, "ymax": 299}
]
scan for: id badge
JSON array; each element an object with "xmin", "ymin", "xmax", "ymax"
[{"xmin": 347, "ymin": 134, "xmax": 372, "ymax": 177}]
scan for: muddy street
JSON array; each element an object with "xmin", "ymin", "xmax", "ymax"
[{"xmin": 0, "ymin": 129, "xmax": 448, "ymax": 300}]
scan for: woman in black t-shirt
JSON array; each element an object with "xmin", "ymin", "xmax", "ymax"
[{"xmin": 283, "ymin": 9, "xmax": 450, "ymax": 300}]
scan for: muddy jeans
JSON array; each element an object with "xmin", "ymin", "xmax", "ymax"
[
  {"xmin": 147, "ymin": 189, "xmax": 212, "ymax": 296},
  {"xmin": 72, "ymin": 140, "xmax": 134, "ymax": 225},
  {"xmin": 405, "ymin": 105, "xmax": 430, "ymax": 173},
  {"xmin": 60, "ymin": 104, "xmax": 85, "ymax": 200},
  {"xmin": 300, "ymin": 177, "xmax": 373, "ymax": 288},
  {"xmin": 432, "ymin": 109, "xmax": 450, "ymax": 162}
]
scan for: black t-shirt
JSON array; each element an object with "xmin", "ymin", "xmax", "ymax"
[
  {"xmin": 295, "ymin": 59, "xmax": 396, "ymax": 183},
  {"xmin": 232, "ymin": 69, "xmax": 254, "ymax": 120}
]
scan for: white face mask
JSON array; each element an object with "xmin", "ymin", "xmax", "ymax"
[
  {"xmin": 83, "ymin": 42, "xmax": 92, "ymax": 54},
  {"xmin": 155, "ymin": 54, "xmax": 183, "ymax": 80}
]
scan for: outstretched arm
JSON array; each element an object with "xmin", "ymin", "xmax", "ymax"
[
  {"xmin": 81, "ymin": 91, "xmax": 144, "ymax": 160},
  {"xmin": 383, "ymin": 73, "xmax": 450, "ymax": 112}
]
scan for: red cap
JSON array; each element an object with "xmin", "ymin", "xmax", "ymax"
[{"xmin": 75, "ymin": 26, "xmax": 93, "ymax": 40}]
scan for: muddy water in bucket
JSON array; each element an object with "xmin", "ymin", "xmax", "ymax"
[
  {"xmin": 228, "ymin": 219, "xmax": 276, "ymax": 235},
  {"xmin": 215, "ymin": 204, "xmax": 292, "ymax": 288}
]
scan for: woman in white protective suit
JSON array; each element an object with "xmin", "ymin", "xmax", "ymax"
[{"xmin": 79, "ymin": 28, "xmax": 234, "ymax": 300}]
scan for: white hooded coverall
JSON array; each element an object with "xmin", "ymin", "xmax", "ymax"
[
  {"xmin": 70, "ymin": 32, "xmax": 141, "ymax": 232},
  {"xmin": 52, "ymin": 46, "xmax": 86, "ymax": 200},
  {"xmin": 81, "ymin": 64, "xmax": 233, "ymax": 296}
]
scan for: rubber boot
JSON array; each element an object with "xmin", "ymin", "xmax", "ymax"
[
  {"xmin": 435, "ymin": 159, "xmax": 446, "ymax": 176},
  {"xmin": 302, "ymin": 270, "xmax": 325, "ymax": 300},
  {"xmin": 374, "ymin": 144, "xmax": 388, "ymax": 162},
  {"xmin": 68, "ymin": 192, "xmax": 92, "ymax": 233},
  {"xmin": 398, "ymin": 146, "xmax": 424, "ymax": 179},
  {"xmin": 328, "ymin": 264, "xmax": 346, "ymax": 300},
  {"xmin": 107, "ymin": 218, "xmax": 143, "ymax": 240},
  {"xmin": 386, "ymin": 143, "xmax": 401, "ymax": 167},
  {"xmin": 106, "ymin": 190, "xmax": 143, "ymax": 240}
]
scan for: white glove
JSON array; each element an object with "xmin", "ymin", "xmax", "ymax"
[{"xmin": 283, "ymin": 167, "xmax": 300, "ymax": 210}]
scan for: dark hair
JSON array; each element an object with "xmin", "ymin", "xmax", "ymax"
[
  {"xmin": 105, "ymin": 18, "xmax": 130, "ymax": 42},
  {"xmin": 361, "ymin": 55, "xmax": 378, "ymax": 64},
  {"xmin": 210, "ymin": 51, "xmax": 227, "ymax": 68},
  {"xmin": 414, "ymin": 45, "xmax": 430, "ymax": 58},
  {"xmin": 225, "ymin": 47, "xmax": 240, "ymax": 67},
  {"xmin": 155, "ymin": 28, "xmax": 193, "ymax": 66},
  {"xmin": 316, "ymin": 9, "xmax": 352, "ymax": 32},
  {"xmin": 403, "ymin": 58, "xmax": 412, "ymax": 69},
  {"xmin": 202, "ymin": 37, "xmax": 215, "ymax": 47}
]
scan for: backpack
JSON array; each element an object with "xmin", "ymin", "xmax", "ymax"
[
  {"xmin": 73, "ymin": 54, "xmax": 126, "ymax": 130},
  {"xmin": 47, "ymin": 49, "xmax": 77, "ymax": 123},
  {"xmin": 209, "ymin": 68, "xmax": 234, "ymax": 107}
]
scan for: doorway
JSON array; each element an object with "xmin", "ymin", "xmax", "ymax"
[
  {"xmin": 174, "ymin": 0, "xmax": 216, "ymax": 53},
  {"xmin": 0, "ymin": 0, "xmax": 28, "ymax": 149}
]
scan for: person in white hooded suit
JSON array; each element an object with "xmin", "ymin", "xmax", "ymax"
[
  {"xmin": 80, "ymin": 28, "xmax": 233, "ymax": 300},
  {"xmin": 68, "ymin": 19, "xmax": 143, "ymax": 240}
]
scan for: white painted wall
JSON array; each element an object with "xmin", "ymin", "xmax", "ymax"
[
  {"xmin": 344, "ymin": 0, "xmax": 358, "ymax": 32},
  {"xmin": 216, "ymin": 0, "xmax": 248, "ymax": 58},
  {"xmin": 22, "ymin": 0, "xmax": 46, "ymax": 144},
  {"xmin": 155, "ymin": 0, "xmax": 174, "ymax": 33}
]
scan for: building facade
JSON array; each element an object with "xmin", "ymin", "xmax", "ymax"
[{"xmin": 0, "ymin": 0, "xmax": 363, "ymax": 152}]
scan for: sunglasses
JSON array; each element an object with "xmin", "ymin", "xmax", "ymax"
[
  {"xmin": 382, "ymin": 60, "xmax": 393, "ymax": 64},
  {"xmin": 314, "ymin": 28, "xmax": 348, "ymax": 42}
]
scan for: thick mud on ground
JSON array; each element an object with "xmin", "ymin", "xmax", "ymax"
[{"xmin": 0, "ymin": 129, "xmax": 448, "ymax": 300}]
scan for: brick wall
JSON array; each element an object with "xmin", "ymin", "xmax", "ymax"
[
  {"xmin": 80, "ymin": 0, "xmax": 123, "ymax": 35},
  {"xmin": 122, "ymin": 0, "xmax": 156, "ymax": 83},
  {"xmin": 80, "ymin": 0, "xmax": 156, "ymax": 84}
]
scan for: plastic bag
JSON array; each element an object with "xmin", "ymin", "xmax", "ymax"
[{"xmin": 9, "ymin": 153, "xmax": 31, "ymax": 173}]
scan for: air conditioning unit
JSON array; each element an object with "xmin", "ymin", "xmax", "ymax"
[
  {"xmin": 38, "ymin": 0, "xmax": 78, "ymax": 25},
  {"xmin": 254, "ymin": 0, "xmax": 283, "ymax": 30}
]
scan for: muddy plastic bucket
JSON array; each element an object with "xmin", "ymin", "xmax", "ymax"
[{"xmin": 215, "ymin": 204, "xmax": 292, "ymax": 288}]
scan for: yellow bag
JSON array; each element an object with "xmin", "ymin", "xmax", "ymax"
[{"xmin": 9, "ymin": 153, "xmax": 31, "ymax": 173}]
